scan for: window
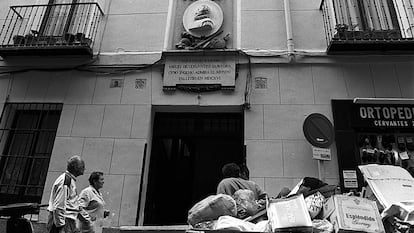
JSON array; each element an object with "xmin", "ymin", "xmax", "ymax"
[
  {"xmin": 39, "ymin": 0, "xmax": 97, "ymax": 38},
  {"xmin": 330, "ymin": 0, "xmax": 414, "ymax": 38},
  {"xmin": 393, "ymin": 0, "xmax": 414, "ymax": 37},
  {"xmin": 0, "ymin": 103, "xmax": 62, "ymax": 204},
  {"xmin": 333, "ymin": 0, "xmax": 400, "ymax": 29}
]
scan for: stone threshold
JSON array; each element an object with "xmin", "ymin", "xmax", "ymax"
[{"xmin": 103, "ymin": 225, "xmax": 190, "ymax": 233}]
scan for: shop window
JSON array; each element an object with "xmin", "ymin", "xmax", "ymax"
[
  {"xmin": 0, "ymin": 103, "xmax": 62, "ymax": 205},
  {"xmin": 358, "ymin": 133, "xmax": 414, "ymax": 177}
]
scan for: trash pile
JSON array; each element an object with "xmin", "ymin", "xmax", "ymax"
[{"xmin": 186, "ymin": 165, "xmax": 414, "ymax": 233}]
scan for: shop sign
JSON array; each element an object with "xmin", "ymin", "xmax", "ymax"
[
  {"xmin": 353, "ymin": 104, "xmax": 414, "ymax": 128},
  {"xmin": 163, "ymin": 55, "xmax": 235, "ymax": 90}
]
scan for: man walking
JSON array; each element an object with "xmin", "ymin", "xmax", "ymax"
[{"xmin": 47, "ymin": 155, "xmax": 85, "ymax": 233}]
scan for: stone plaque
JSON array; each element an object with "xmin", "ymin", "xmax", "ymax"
[{"xmin": 163, "ymin": 55, "xmax": 235, "ymax": 90}]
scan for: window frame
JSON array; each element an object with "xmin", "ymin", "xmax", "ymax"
[{"xmin": 0, "ymin": 103, "xmax": 62, "ymax": 205}]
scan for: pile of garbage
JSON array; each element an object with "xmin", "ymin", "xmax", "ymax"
[{"xmin": 186, "ymin": 165, "xmax": 414, "ymax": 233}]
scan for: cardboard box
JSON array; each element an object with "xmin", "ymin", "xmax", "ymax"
[
  {"xmin": 359, "ymin": 164, "xmax": 414, "ymax": 209},
  {"xmin": 322, "ymin": 195, "xmax": 385, "ymax": 233},
  {"xmin": 267, "ymin": 195, "xmax": 312, "ymax": 232}
]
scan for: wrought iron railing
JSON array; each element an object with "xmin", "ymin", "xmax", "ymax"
[
  {"xmin": 0, "ymin": 3, "xmax": 103, "ymax": 51},
  {"xmin": 320, "ymin": 0, "xmax": 414, "ymax": 45}
]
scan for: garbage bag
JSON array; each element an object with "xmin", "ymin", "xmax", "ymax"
[
  {"xmin": 304, "ymin": 191, "xmax": 325, "ymax": 219},
  {"xmin": 255, "ymin": 220, "xmax": 271, "ymax": 232},
  {"xmin": 214, "ymin": 215, "xmax": 256, "ymax": 231},
  {"xmin": 382, "ymin": 201, "xmax": 414, "ymax": 225},
  {"xmin": 383, "ymin": 216, "xmax": 414, "ymax": 233},
  {"xmin": 193, "ymin": 220, "xmax": 217, "ymax": 230},
  {"xmin": 267, "ymin": 194, "xmax": 312, "ymax": 231},
  {"xmin": 289, "ymin": 177, "xmax": 337, "ymax": 198},
  {"xmin": 232, "ymin": 189, "xmax": 260, "ymax": 219},
  {"xmin": 188, "ymin": 194, "xmax": 237, "ymax": 226},
  {"xmin": 312, "ymin": 219, "xmax": 333, "ymax": 233}
]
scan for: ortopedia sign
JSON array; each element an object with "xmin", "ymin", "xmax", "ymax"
[
  {"xmin": 163, "ymin": 55, "xmax": 235, "ymax": 89},
  {"xmin": 353, "ymin": 104, "xmax": 414, "ymax": 128}
]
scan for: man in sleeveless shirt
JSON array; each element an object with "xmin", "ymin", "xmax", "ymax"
[{"xmin": 47, "ymin": 155, "xmax": 85, "ymax": 233}]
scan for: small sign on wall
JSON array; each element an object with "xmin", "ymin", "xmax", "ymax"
[
  {"xmin": 343, "ymin": 170, "xmax": 358, "ymax": 188},
  {"xmin": 135, "ymin": 79, "xmax": 146, "ymax": 89},
  {"xmin": 312, "ymin": 146, "xmax": 332, "ymax": 160},
  {"xmin": 254, "ymin": 77, "xmax": 267, "ymax": 89},
  {"xmin": 110, "ymin": 79, "xmax": 123, "ymax": 88}
]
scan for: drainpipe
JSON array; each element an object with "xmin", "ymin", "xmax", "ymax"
[
  {"xmin": 284, "ymin": 0, "xmax": 295, "ymax": 61},
  {"xmin": 163, "ymin": 0, "xmax": 176, "ymax": 50}
]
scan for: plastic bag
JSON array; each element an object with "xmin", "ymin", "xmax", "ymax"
[
  {"xmin": 305, "ymin": 191, "xmax": 325, "ymax": 219},
  {"xmin": 312, "ymin": 219, "xmax": 333, "ymax": 233},
  {"xmin": 255, "ymin": 220, "xmax": 271, "ymax": 232},
  {"xmin": 214, "ymin": 215, "xmax": 256, "ymax": 231},
  {"xmin": 187, "ymin": 194, "xmax": 237, "ymax": 226},
  {"xmin": 382, "ymin": 201, "xmax": 414, "ymax": 225},
  {"xmin": 193, "ymin": 220, "xmax": 217, "ymax": 230},
  {"xmin": 233, "ymin": 189, "xmax": 260, "ymax": 219},
  {"xmin": 267, "ymin": 194, "xmax": 312, "ymax": 231},
  {"xmin": 383, "ymin": 216, "xmax": 414, "ymax": 233}
]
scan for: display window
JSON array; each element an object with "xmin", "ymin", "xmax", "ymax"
[{"xmin": 357, "ymin": 133, "xmax": 414, "ymax": 176}]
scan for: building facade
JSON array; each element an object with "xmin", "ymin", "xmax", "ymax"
[{"xmin": 0, "ymin": 0, "xmax": 413, "ymax": 228}]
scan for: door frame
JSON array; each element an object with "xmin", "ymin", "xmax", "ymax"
[{"xmin": 136, "ymin": 105, "xmax": 244, "ymax": 226}]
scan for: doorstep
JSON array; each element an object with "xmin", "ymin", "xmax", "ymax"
[
  {"xmin": 103, "ymin": 225, "xmax": 190, "ymax": 233},
  {"xmin": 103, "ymin": 226, "xmax": 262, "ymax": 233}
]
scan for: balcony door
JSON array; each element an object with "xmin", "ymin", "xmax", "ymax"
[
  {"xmin": 38, "ymin": 0, "xmax": 79, "ymax": 36},
  {"xmin": 39, "ymin": 0, "xmax": 101, "ymax": 38},
  {"xmin": 333, "ymin": 0, "xmax": 400, "ymax": 31},
  {"xmin": 333, "ymin": 0, "xmax": 414, "ymax": 38},
  {"xmin": 393, "ymin": 0, "xmax": 414, "ymax": 37}
]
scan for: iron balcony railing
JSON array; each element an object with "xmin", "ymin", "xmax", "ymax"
[
  {"xmin": 0, "ymin": 3, "xmax": 104, "ymax": 56},
  {"xmin": 320, "ymin": 0, "xmax": 414, "ymax": 52}
]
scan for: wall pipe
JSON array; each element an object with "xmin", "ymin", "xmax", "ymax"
[
  {"xmin": 284, "ymin": 0, "xmax": 295, "ymax": 60},
  {"xmin": 163, "ymin": 0, "xmax": 176, "ymax": 50}
]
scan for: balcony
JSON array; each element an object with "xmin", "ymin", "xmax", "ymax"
[
  {"xmin": 0, "ymin": 3, "xmax": 103, "ymax": 57},
  {"xmin": 320, "ymin": 0, "xmax": 414, "ymax": 54}
]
